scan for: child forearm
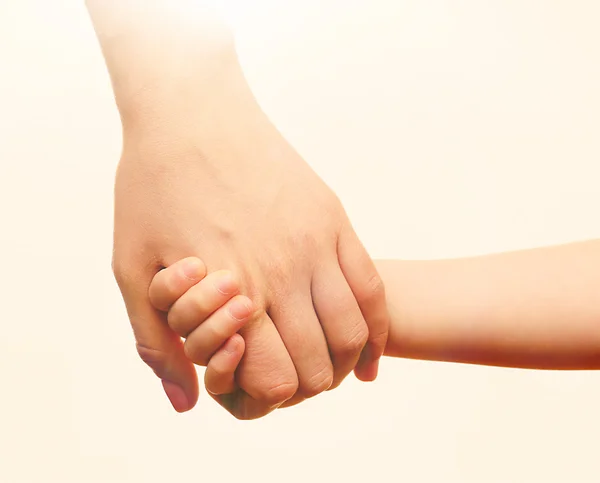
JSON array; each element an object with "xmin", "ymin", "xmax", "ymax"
[{"xmin": 377, "ymin": 240, "xmax": 600, "ymax": 369}]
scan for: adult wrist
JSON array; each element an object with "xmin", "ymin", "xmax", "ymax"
[
  {"xmin": 89, "ymin": 0, "xmax": 241, "ymax": 133},
  {"xmin": 114, "ymin": 43, "xmax": 245, "ymax": 135}
]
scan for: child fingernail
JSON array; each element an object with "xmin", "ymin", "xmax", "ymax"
[
  {"xmin": 215, "ymin": 272, "xmax": 237, "ymax": 295},
  {"xmin": 161, "ymin": 380, "xmax": 190, "ymax": 413},
  {"xmin": 222, "ymin": 335, "xmax": 241, "ymax": 355},
  {"xmin": 183, "ymin": 258, "xmax": 204, "ymax": 280},
  {"xmin": 228, "ymin": 298, "xmax": 252, "ymax": 321}
]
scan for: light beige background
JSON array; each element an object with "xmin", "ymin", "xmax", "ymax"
[{"xmin": 1, "ymin": 1, "xmax": 600, "ymax": 482}]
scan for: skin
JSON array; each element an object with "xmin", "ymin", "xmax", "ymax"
[
  {"xmin": 87, "ymin": 0, "xmax": 390, "ymax": 420},
  {"xmin": 156, "ymin": 240, "xmax": 600, "ymax": 387},
  {"xmin": 149, "ymin": 258, "xmax": 255, "ymax": 406},
  {"xmin": 379, "ymin": 239, "xmax": 600, "ymax": 369}
]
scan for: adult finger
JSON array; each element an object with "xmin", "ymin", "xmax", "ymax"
[
  {"xmin": 216, "ymin": 310, "xmax": 298, "ymax": 420},
  {"xmin": 114, "ymin": 261, "xmax": 199, "ymax": 413},
  {"xmin": 337, "ymin": 223, "xmax": 390, "ymax": 381},
  {"xmin": 312, "ymin": 262, "xmax": 369, "ymax": 389},
  {"xmin": 269, "ymin": 289, "xmax": 334, "ymax": 398}
]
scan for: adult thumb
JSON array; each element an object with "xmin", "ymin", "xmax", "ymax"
[{"xmin": 119, "ymin": 273, "xmax": 199, "ymax": 413}]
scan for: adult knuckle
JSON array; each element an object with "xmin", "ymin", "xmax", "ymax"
[
  {"xmin": 259, "ymin": 380, "xmax": 298, "ymax": 406},
  {"xmin": 363, "ymin": 273, "xmax": 385, "ymax": 301},
  {"xmin": 136, "ymin": 343, "xmax": 169, "ymax": 376},
  {"xmin": 368, "ymin": 326, "xmax": 389, "ymax": 354},
  {"xmin": 337, "ymin": 324, "xmax": 369, "ymax": 358},
  {"xmin": 301, "ymin": 363, "xmax": 334, "ymax": 398}
]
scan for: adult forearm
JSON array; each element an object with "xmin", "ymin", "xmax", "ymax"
[
  {"xmin": 378, "ymin": 240, "xmax": 600, "ymax": 369},
  {"xmin": 86, "ymin": 0, "xmax": 245, "ymax": 131}
]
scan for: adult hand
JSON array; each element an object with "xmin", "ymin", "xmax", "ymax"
[{"xmin": 101, "ymin": 13, "xmax": 389, "ymax": 420}]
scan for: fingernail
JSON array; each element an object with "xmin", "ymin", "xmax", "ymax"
[
  {"xmin": 222, "ymin": 335, "xmax": 242, "ymax": 355},
  {"xmin": 161, "ymin": 380, "xmax": 190, "ymax": 413},
  {"xmin": 215, "ymin": 272, "xmax": 237, "ymax": 295},
  {"xmin": 182, "ymin": 259, "xmax": 204, "ymax": 280},
  {"xmin": 228, "ymin": 298, "xmax": 252, "ymax": 321}
]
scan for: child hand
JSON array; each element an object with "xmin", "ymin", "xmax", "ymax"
[{"xmin": 148, "ymin": 257, "xmax": 254, "ymax": 408}]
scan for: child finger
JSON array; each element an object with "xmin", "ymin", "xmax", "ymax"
[
  {"xmin": 167, "ymin": 270, "xmax": 240, "ymax": 338},
  {"xmin": 184, "ymin": 295, "xmax": 254, "ymax": 366},
  {"xmin": 205, "ymin": 334, "xmax": 245, "ymax": 396},
  {"xmin": 148, "ymin": 257, "xmax": 207, "ymax": 312}
]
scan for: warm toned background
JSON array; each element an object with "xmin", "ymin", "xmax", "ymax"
[{"xmin": 1, "ymin": 1, "xmax": 600, "ymax": 482}]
